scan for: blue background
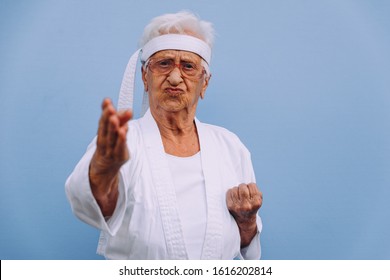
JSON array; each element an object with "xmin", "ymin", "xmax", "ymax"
[{"xmin": 1, "ymin": 0, "xmax": 389, "ymax": 259}]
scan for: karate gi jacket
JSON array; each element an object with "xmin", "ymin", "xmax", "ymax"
[{"xmin": 65, "ymin": 109, "xmax": 262, "ymax": 259}]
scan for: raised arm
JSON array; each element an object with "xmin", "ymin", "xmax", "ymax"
[
  {"xmin": 226, "ymin": 183, "xmax": 263, "ymax": 248},
  {"xmin": 89, "ymin": 98, "xmax": 132, "ymax": 217}
]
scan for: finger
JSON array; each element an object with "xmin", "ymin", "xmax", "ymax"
[
  {"xmin": 117, "ymin": 110, "xmax": 133, "ymax": 126},
  {"xmin": 238, "ymin": 183, "xmax": 250, "ymax": 200},
  {"xmin": 226, "ymin": 187, "xmax": 238, "ymax": 207},
  {"xmin": 98, "ymin": 99, "xmax": 116, "ymax": 138},
  {"xmin": 114, "ymin": 125, "xmax": 129, "ymax": 163},
  {"xmin": 101, "ymin": 98, "xmax": 112, "ymax": 110},
  {"xmin": 247, "ymin": 183, "xmax": 263, "ymax": 208},
  {"xmin": 116, "ymin": 120, "xmax": 128, "ymax": 146},
  {"xmin": 247, "ymin": 183, "xmax": 259, "ymax": 200},
  {"xmin": 96, "ymin": 100, "xmax": 114, "ymax": 153},
  {"xmin": 107, "ymin": 114, "xmax": 119, "ymax": 148},
  {"xmin": 116, "ymin": 126, "xmax": 127, "ymax": 148}
]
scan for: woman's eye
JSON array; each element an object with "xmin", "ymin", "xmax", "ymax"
[
  {"xmin": 182, "ymin": 62, "xmax": 195, "ymax": 70},
  {"xmin": 158, "ymin": 60, "xmax": 172, "ymax": 67}
]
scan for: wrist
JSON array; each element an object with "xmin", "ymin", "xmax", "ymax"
[
  {"xmin": 239, "ymin": 224, "xmax": 258, "ymax": 248},
  {"xmin": 234, "ymin": 214, "xmax": 257, "ymax": 228},
  {"xmin": 90, "ymin": 153, "xmax": 122, "ymax": 175},
  {"xmin": 89, "ymin": 158, "xmax": 120, "ymax": 198}
]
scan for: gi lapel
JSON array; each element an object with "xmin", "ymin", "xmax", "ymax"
[
  {"xmin": 139, "ymin": 110, "xmax": 188, "ymax": 260},
  {"xmin": 196, "ymin": 119, "xmax": 224, "ymax": 259}
]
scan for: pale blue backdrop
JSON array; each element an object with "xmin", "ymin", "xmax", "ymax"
[{"xmin": 1, "ymin": 0, "xmax": 389, "ymax": 259}]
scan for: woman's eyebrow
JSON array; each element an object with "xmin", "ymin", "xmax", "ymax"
[
  {"xmin": 153, "ymin": 51, "xmax": 199, "ymax": 62},
  {"xmin": 179, "ymin": 55, "xmax": 199, "ymax": 63}
]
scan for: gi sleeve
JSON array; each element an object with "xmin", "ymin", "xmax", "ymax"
[{"xmin": 65, "ymin": 137, "xmax": 127, "ymax": 236}]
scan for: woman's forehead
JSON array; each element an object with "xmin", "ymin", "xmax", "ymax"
[{"xmin": 151, "ymin": 50, "xmax": 201, "ymax": 61}]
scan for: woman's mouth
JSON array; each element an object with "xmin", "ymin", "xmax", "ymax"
[{"xmin": 164, "ymin": 88, "xmax": 184, "ymax": 96}]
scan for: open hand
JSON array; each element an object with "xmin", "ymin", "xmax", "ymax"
[
  {"xmin": 91, "ymin": 98, "xmax": 133, "ymax": 173},
  {"xmin": 89, "ymin": 98, "xmax": 132, "ymax": 216}
]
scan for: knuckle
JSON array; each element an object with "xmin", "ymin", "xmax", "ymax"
[{"xmin": 254, "ymin": 197, "xmax": 262, "ymax": 208}]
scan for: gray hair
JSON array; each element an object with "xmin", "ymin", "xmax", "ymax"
[
  {"xmin": 139, "ymin": 11, "xmax": 215, "ymax": 49},
  {"xmin": 139, "ymin": 11, "xmax": 214, "ymax": 77}
]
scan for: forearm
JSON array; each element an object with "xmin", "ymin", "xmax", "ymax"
[
  {"xmin": 89, "ymin": 155, "xmax": 121, "ymax": 217},
  {"xmin": 236, "ymin": 216, "xmax": 258, "ymax": 248}
]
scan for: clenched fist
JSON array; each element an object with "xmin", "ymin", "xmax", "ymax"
[{"xmin": 226, "ymin": 183, "xmax": 263, "ymax": 248}]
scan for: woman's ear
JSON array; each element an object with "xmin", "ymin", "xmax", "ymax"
[
  {"xmin": 200, "ymin": 75, "xmax": 210, "ymax": 99},
  {"xmin": 141, "ymin": 67, "xmax": 148, "ymax": 92}
]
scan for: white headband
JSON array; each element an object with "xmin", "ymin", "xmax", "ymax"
[
  {"xmin": 117, "ymin": 34, "xmax": 212, "ymax": 114},
  {"xmin": 141, "ymin": 34, "xmax": 211, "ymax": 64}
]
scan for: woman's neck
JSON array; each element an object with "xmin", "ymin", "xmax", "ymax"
[{"xmin": 151, "ymin": 108, "xmax": 200, "ymax": 157}]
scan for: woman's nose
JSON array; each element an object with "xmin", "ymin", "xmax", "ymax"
[{"xmin": 166, "ymin": 66, "xmax": 183, "ymax": 85}]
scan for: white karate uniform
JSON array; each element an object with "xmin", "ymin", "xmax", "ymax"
[
  {"xmin": 166, "ymin": 152, "xmax": 207, "ymax": 259},
  {"xmin": 65, "ymin": 109, "xmax": 262, "ymax": 259}
]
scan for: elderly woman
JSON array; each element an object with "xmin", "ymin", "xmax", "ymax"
[{"xmin": 66, "ymin": 11, "xmax": 263, "ymax": 260}]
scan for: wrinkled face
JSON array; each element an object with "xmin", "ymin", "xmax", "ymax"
[{"xmin": 142, "ymin": 50, "xmax": 209, "ymax": 114}]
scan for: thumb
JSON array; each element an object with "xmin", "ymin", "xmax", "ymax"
[{"xmin": 118, "ymin": 110, "xmax": 133, "ymax": 126}]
